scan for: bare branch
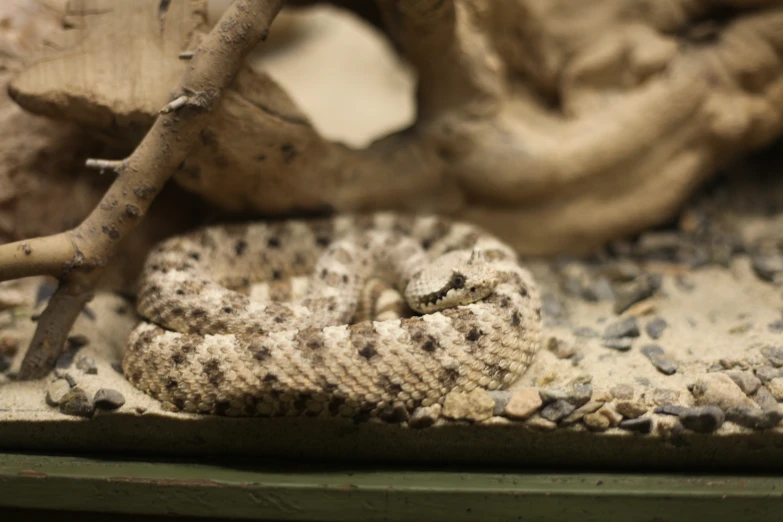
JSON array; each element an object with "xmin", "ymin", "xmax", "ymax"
[{"xmin": 7, "ymin": 0, "xmax": 286, "ymax": 379}]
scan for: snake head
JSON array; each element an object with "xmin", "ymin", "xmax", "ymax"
[{"xmin": 405, "ymin": 249, "xmax": 498, "ymax": 314}]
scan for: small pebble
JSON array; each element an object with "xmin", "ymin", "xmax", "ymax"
[
  {"xmin": 76, "ymin": 356, "xmax": 98, "ymax": 375},
  {"xmin": 690, "ymin": 373, "xmax": 757, "ymax": 411},
  {"xmin": 725, "ymin": 406, "xmax": 783, "ymax": 430},
  {"xmin": 55, "ymin": 349, "xmax": 78, "ymax": 371},
  {"xmin": 601, "ymin": 338, "xmax": 634, "ymax": 351},
  {"xmin": 615, "ymin": 400, "xmax": 647, "ymax": 419},
  {"xmin": 609, "ymin": 384, "xmax": 635, "ymax": 400},
  {"xmin": 640, "ymin": 344, "xmax": 678, "ymax": 375},
  {"xmin": 0, "ymin": 335, "xmax": 19, "ymax": 357},
  {"xmin": 540, "ymin": 293, "xmax": 565, "ymax": 323},
  {"xmin": 761, "ymin": 345, "xmax": 783, "ymax": 368},
  {"xmin": 583, "ymin": 412, "xmax": 611, "ymax": 431},
  {"xmin": 724, "ymin": 370, "xmax": 761, "ymax": 396},
  {"xmin": 111, "ymin": 362, "xmax": 124, "ymax": 374},
  {"xmin": 754, "ymin": 365, "xmax": 782, "ymax": 383},
  {"xmin": 540, "ymin": 399, "xmax": 576, "ymax": 422},
  {"xmin": 539, "ymin": 379, "xmax": 592, "ymax": 407},
  {"xmin": 653, "ymin": 415, "xmax": 681, "ymax": 439},
  {"xmin": 603, "ymin": 317, "xmax": 640, "ymax": 339},
  {"xmin": 488, "ymin": 391, "xmax": 511, "ymax": 416},
  {"xmin": 0, "ymin": 353, "xmax": 11, "ymax": 373},
  {"xmin": 560, "ymin": 400, "xmax": 604, "ymax": 425},
  {"xmin": 93, "ymin": 388, "xmax": 125, "ymax": 410},
  {"xmin": 595, "ymin": 403, "xmax": 623, "ymax": 427},
  {"xmin": 45, "ymin": 379, "xmax": 72, "ymax": 406},
  {"xmin": 442, "ymin": 389, "xmax": 494, "ymax": 422},
  {"xmin": 768, "ymin": 320, "xmax": 783, "ymax": 333},
  {"xmin": 67, "ymin": 334, "xmax": 90, "ymax": 349},
  {"xmin": 59, "ymin": 387, "xmax": 94, "ymax": 418},
  {"xmin": 654, "ymin": 404, "xmax": 689, "ymax": 416},
  {"xmin": 618, "ymin": 417, "xmax": 653, "ymax": 434},
  {"xmin": 651, "ymin": 388, "xmax": 681, "ymax": 405},
  {"xmin": 766, "ymin": 378, "xmax": 783, "ymax": 402},
  {"xmin": 752, "ymin": 386, "xmax": 779, "ymax": 410},
  {"xmin": 645, "ymin": 317, "xmax": 668, "ymax": 339},
  {"xmin": 504, "ymin": 387, "xmax": 542, "ymax": 420},
  {"xmin": 678, "ymin": 406, "xmax": 725, "ymax": 433},
  {"xmin": 612, "ymin": 275, "xmax": 660, "ymax": 314},
  {"xmin": 572, "ymin": 327, "xmax": 599, "ymax": 338},
  {"xmin": 546, "ymin": 337, "xmax": 577, "ymax": 360},
  {"xmin": 750, "ymin": 253, "xmax": 783, "ymax": 283},
  {"xmin": 408, "ymin": 404, "xmax": 441, "ymax": 428},
  {"xmin": 523, "ymin": 414, "xmax": 557, "ymax": 431}
]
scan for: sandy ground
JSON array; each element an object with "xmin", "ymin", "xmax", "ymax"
[{"xmin": 0, "ymin": 5, "xmax": 782, "ymax": 468}]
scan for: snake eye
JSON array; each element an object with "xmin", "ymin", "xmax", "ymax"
[{"xmin": 450, "ymin": 273, "xmax": 466, "ymax": 289}]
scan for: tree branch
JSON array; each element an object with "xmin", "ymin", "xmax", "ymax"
[{"xmin": 0, "ymin": 0, "xmax": 286, "ymax": 379}]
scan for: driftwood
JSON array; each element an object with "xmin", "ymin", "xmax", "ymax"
[{"xmin": 8, "ymin": 0, "xmax": 783, "ymax": 256}]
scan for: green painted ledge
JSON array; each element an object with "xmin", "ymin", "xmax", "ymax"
[{"xmin": 1, "ymin": 453, "xmax": 782, "ymax": 521}]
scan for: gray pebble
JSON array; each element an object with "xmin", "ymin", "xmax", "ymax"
[
  {"xmin": 539, "ymin": 379, "xmax": 592, "ymax": 407},
  {"xmin": 645, "ymin": 317, "xmax": 668, "ymax": 339},
  {"xmin": 724, "ymin": 370, "xmax": 761, "ymax": 396},
  {"xmin": 76, "ymin": 356, "xmax": 98, "ymax": 375},
  {"xmin": 601, "ymin": 338, "xmax": 634, "ymax": 351},
  {"xmin": 540, "ymin": 293, "xmax": 566, "ymax": 323},
  {"xmin": 654, "ymin": 404, "xmax": 689, "ymax": 416},
  {"xmin": 545, "ymin": 337, "xmax": 577, "ymax": 360},
  {"xmin": 751, "ymin": 253, "xmax": 783, "ymax": 283},
  {"xmin": 754, "ymin": 365, "xmax": 783, "ymax": 383},
  {"xmin": 640, "ymin": 344, "xmax": 678, "ymax": 375},
  {"xmin": 55, "ymin": 349, "xmax": 78, "ymax": 371},
  {"xmin": 612, "ymin": 275, "xmax": 660, "ymax": 314},
  {"xmin": 761, "ymin": 345, "xmax": 783, "ymax": 368},
  {"xmin": 573, "ymin": 327, "xmax": 599, "ymax": 338},
  {"xmin": 540, "ymin": 399, "xmax": 576, "ymax": 422},
  {"xmin": 725, "ymin": 406, "xmax": 783, "ymax": 430},
  {"xmin": 408, "ymin": 404, "xmax": 442, "ymax": 429},
  {"xmin": 581, "ymin": 278, "xmax": 615, "ymax": 302},
  {"xmin": 67, "ymin": 334, "xmax": 90, "ymax": 349},
  {"xmin": 768, "ymin": 320, "xmax": 783, "ymax": 334},
  {"xmin": 60, "ymin": 373, "xmax": 77, "ymax": 387},
  {"xmin": 678, "ymin": 406, "xmax": 725, "ymax": 433},
  {"xmin": 618, "ymin": 417, "xmax": 653, "ymax": 434},
  {"xmin": 635, "ymin": 231, "xmax": 681, "ymax": 258},
  {"xmin": 93, "ymin": 388, "xmax": 125, "ymax": 410},
  {"xmin": 111, "ymin": 362, "xmax": 124, "ymax": 374},
  {"xmin": 752, "ymin": 386, "xmax": 779, "ymax": 410},
  {"xmin": 609, "ymin": 383, "xmax": 635, "ymax": 400},
  {"xmin": 603, "ymin": 317, "xmax": 640, "ymax": 339},
  {"xmin": 0, "ymin": 353, "xmax": 10, "ymax": 373},
  {"xmin": 560, "ymin": 400, "xmax": 604, "ymax": 425},
  {"xmin": 651, "ymin": 388, "xmax": 681, "ymax": 405},
  {"xmin": 59, "ymin": 387, "xmax": 94, "ymax": 418},
  {"xmin": 45, "ymin": 379, "xmax": 72, "ymax": 406},
  {"xmin": 488, "ymin": 391, "xmax": 511, "ymax": 416}
]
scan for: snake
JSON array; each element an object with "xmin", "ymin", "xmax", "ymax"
[{"xmin": 123, "ymin": 213, "xmax": 542, "ymax": 420}]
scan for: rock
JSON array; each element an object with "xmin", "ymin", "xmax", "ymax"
[
  {"xmin": 409, "ymin": 404, "xmax": 442, "ymax": 428},
  {"xmin": 581, "ymin": 277, "xmax": 615, "ymax": 302},
  {"xmin": 640, "ymin": 344, "xmax": 678, "ymax": 375},
  {"xmin": 690, "ymin": 373, "xmax": 757, "ymax": 411},
  {"xmin": 599, "ymin": 260, "xmax": 641, "ymax": 282},
  {"xmin": 618, "ymin": 417, "xmax": 653, "ymax": 434},
  {"xmin": 651, "ymin": 388, "xmax": 681, "ymax": 405},
  {"xmin": 0, "ymin": 353, "xmax": 11, "ymax": 373},
  {"xmin": 0, "ymin": 335, "xmax": 19, "ymax": 357},
  {"xmin": 761, "ymin": 345, "xmax": 783, "ymax": 368},
  {"xmin": 603, "ymin": 317, "xmax": 640, "ymax": 339},
  {"xmin": 653, "ymin": 415, "xmax": 682, "ymax": 439},
  {"xmin": 45, "ymin": 379, "xmax": 72, "ymax": 406},
  {"xmin": 615, "ymin": 400, "xmax": 647, "ymax": 419},
  {"xmin": 752, "ymin": 386, "xmax": 779, "ymax": 410},
  {"xmin": 504, "ymin": 387, "xmax": 542, "ymax": 420},
  {"xmin": 678, "ymin": 406, "xmax": 725, "ymax": 433},
  {"xmin": 76, "ymin": 355, "xmax": 98, "ymax": 375},
  {"xmin": 442, "ymin": 389, "xmax": 494, "ymax": 422},
  {"xmin": 635, "ymin": 231, "xmax": 681, "ymax": 259},
  {"xmin": 725, "ymin": 406, "xmax": 783, "ymax": 430},
  {"xmin": 583, "ymin": 412, "xmax": 611, "ymax": 431},
  {"xmin": 724, "ymin": 370, "xmax": 761, "ymax": 396},
  {"xmin": 601, "ymin": 338, "xmax": 634, "ymax": 351},
  {"xmin": 572, "ymin": 327, "xmax": 599, "ymax": 338},
  {"xmin": 609, "ymin": 384, "xmax": 634, "ymax": 400},
  {"xmin": 111, "ymin": 362, "xmax": 125, "ymax": 374},
  {"xmin": 540, "ymin": 399, "xmax": 576, "ymax": 422},
  {"xmin": 654, "ymin": 404, "xmax": 689, "ymax": 416},
  {"xmin": 560, "ymin": 400, "xmax": 604, "ymax": 425},
  {"xmin": 645, "ymin": 317, "xmax": 668, "ymax": 339},
  {"xmin": 93, "ymin": 388, "xmax": 125, "ymax": 410},
  {"xmin": 595, "ymin": 404, "xmax": 623, "ymax": 427},
  {"xmin": 523, "ymin": 414, "xmax": 557, "ymax": 431},
  {"xmin": 67, "ymin": 334, "xmax": 90, "ymax": 349},
  {"xmin": 612, "ymin": 275, "xmax": 660, "ymax": 314},
  {"xmin": 766, "ymin": 378, "xmax": 783, "ymax": 401},
  {"xmin": 546, "ymin": 337, "xmax": 577, "ymax": 360},
  {"xmin": 754, "ymin": 365, "xmax": 783, "ymax": 383},
  {"xmin": 540, "ymin": 293, "xmax": 565, "ymax": 323},
  {"xmin": 58, "ymin": 387, "xmax": 94, "ymax": 418},
  {"xmin": 488, "ymin": 391, "xmax": 511, "ymax": 416},
  {"xmin": 539, "ymin": 379, "xmax": 592, "ymax": 407},
  {"xmin": 751, "ymin": 253, "xmax": 783, "ymax": 283},
  {"xmin": 55, "ymin": 349, "xmax": 78, "ymax": 371}
]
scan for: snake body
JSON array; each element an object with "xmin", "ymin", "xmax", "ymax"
[{"xmin": 123, "ymin": 214, "xmax": 542, "ymax": 419}]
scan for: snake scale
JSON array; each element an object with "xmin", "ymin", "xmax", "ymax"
[{"xmin": 123, "ymin": 213, "xmax": 542, "ymax": 420}]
